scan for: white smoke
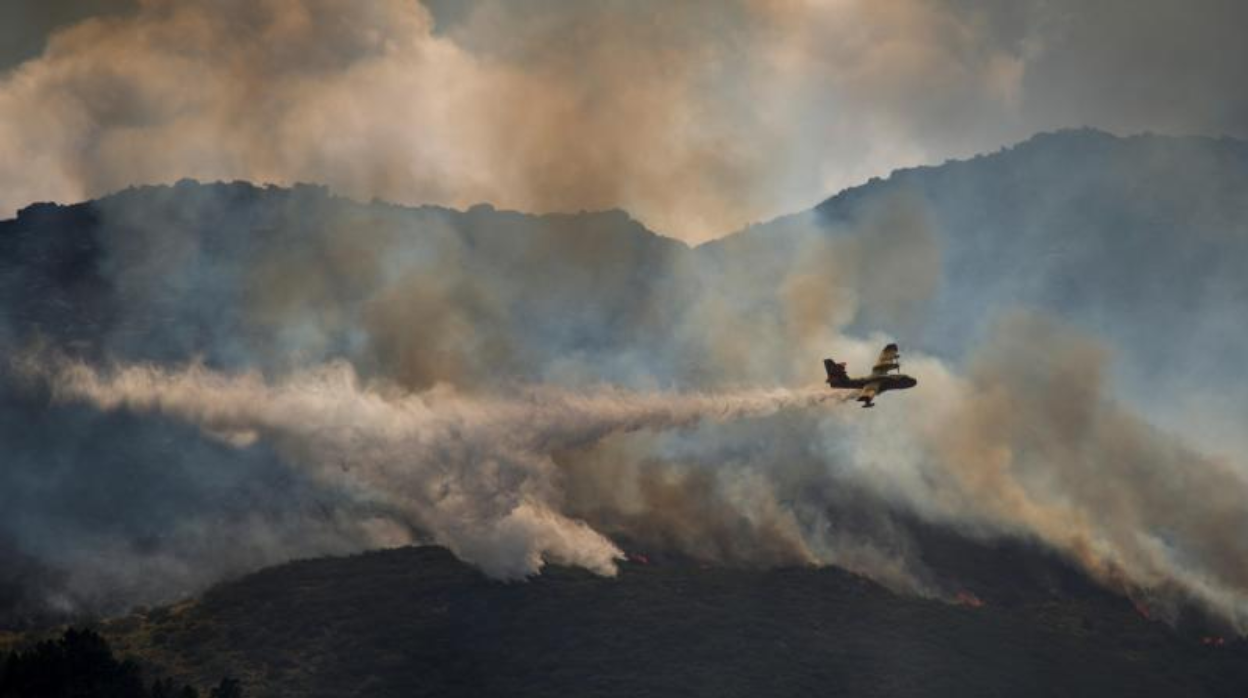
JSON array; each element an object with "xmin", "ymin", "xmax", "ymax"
[
  {"xmin": 23, "ymin": 314, "xmax": 1248, "ymax": 632},
  {"xmin": 42, "ymin": 358, "xmax": 838, "ymax": 579}
]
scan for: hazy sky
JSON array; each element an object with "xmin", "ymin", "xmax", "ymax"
[{"xmin": 1, "ymin": 0, "xmax": 1245, "ymax": 242}]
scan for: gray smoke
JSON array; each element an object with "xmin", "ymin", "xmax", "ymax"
[
  {"xmin": 832, "ymin": 312, "xmax": 1248, "ymax": 629},
  {"xmin": 35, "ymin": 356, "xmax": 841, "ymax": 580},
  {"xmin": 1, "ymin": 129, "xmax": 1246, "ymax": 631},
  {"xmin": 3, "ymin": 0, "xmax": 1245, "ymax": 242}
]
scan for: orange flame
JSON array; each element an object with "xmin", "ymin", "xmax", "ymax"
[{"xmin": 955, "ymin": 591, "xmax": 985, "ymax": 608}]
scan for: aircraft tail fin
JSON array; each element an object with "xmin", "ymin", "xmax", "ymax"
[{"xmin": 824, "ymin": 358, "xmax": 849, "ymax": 385}]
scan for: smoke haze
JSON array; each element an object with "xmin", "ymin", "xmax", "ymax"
[
  {"xmin": 0, "ymin": 37, "xmax": 1245, "ymax": 631},
  {"xmin": 0, "ymin": 177, "xmax": 958, "ymax": 622},
  {"xmin": 37, "ymin": 357, "xmax": 838, "ymax": 580},
  {"xmin": 2, "ymin": 0, "xmax": 1246, "ymax": 242}
]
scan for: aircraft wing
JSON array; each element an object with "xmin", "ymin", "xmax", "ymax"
[
  {"xmin": 857, "ymin": 382, "xmax": 880, "ymax": 403},
  {"xmin": 871, "ymin": 343, "xmax": 901, "ymax": 376}
]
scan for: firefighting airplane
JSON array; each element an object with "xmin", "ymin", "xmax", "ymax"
[{"xmin": 823, "ymin": 343, "xmax": 917, "ymax": 408}]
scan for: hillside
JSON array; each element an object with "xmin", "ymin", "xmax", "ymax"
[
  {"xmin": 709, "ymin": 129, "xmax": 1248, "ymax": 403},
  {"xmin": 94, "ymin": 544, "xmax": 1248, "ymax": 698},
  {"xmin": 1, "ymin": 129, "xmax": 1247, "ymax": 652}
]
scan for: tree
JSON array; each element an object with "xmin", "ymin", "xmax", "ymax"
[
  {"xmin": 0, "ymin": 628, "xmax": 221, "ymax": 698},
  {"xmin": 208, "ymin": 676, "xmax": 244, "ymax": 698},
  {"xmin": 150, "ymin": 677, "xmax": 179, "ymax": 698},
  {"xmin": 0, "ymin": 628, "xmax": 144, "ymax": 697}
]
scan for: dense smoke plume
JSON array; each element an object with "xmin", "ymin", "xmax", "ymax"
[
  {"xmin": 37, "ymin": 358, "xmax": 837, "ymax": 580},
  {"xmin": 844, "ymin": 313, "xmax": 1248, "ymax": 629},
  {"xmin": 0, "ymin": 179, "xmax": 954, "ymax": 622},
  {"xmin": 2, "ymin": 0, "xmax": 1246, "ymax": 241},
  {"xmin": 26, "ymin": 310, "xmax": 1248, "ymax": 630},
  {"xmin": 1, "ymin": 129, "xmax": 1247, "ymax": 631}
]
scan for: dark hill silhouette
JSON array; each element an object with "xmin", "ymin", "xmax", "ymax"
[{"xmin": 95, "ymin": 544, "xmax": 1248, "ymax": 698}]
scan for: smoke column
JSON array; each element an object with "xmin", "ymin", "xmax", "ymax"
[{"xmin": 39, "ymin": 358, "xmax": 839, "ymax": 579}]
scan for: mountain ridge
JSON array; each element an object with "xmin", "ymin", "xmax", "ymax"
[{"xmin": 15, "ymin": 128, "xmax": 1245, "ymax": 247}]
